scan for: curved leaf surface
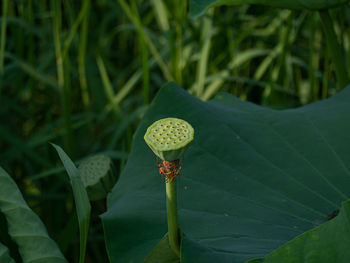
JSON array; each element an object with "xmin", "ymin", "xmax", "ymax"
[
  {"xmin": 258, "ymin": 199, "xmax": 350, "ymax": 262},
  {"xmin": 182, "ymin": 199, "xmax": 350, "ymax": 263},
  {"xmin": 102, "ymin": 82, "xmax": 350, "ymax": 263},
  {"xmin": 0, "ymin": 242, "xmax": 15, "ymax": 263},
  {"xmin": 52, "ymin": 144, "xmax": 91, "ymax": 263},
  {"xmin": 0, "ymin": 167, "xmax": 68, "ymax": 263},
  {"xmin": 143, "ymin": 233, "xmax": 179, "ymax": 263},
  {"xmin": 190, "ymin": 0, "xmax": 350, "ymax": 17}
]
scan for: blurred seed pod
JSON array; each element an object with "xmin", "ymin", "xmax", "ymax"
[{"xmin": 78, "ymin": 155, "xmax": 117, "ymax": 201}]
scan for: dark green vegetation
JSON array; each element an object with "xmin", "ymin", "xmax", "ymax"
[
  {"xmin": 1, "ymin": 0, "xmax": 350, "ymax": 262},
  {"xmin": 190, "ymin": 0, "xmax": 350, "ymax": 17}
]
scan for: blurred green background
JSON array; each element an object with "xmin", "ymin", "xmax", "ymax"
[{"xmin": 1, "ymin": 0, "xmax": 350, "ymax": 262}]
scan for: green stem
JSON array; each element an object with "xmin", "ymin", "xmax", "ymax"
[
  {"xmin": 0, "ymin": 0, "xmax": 9, "ymax": 75},
  {"xmin": 319, "ymin": 10, "xmax": 349, "ymax": 90},
  {"xmin": 130, "ymin": 0, "xmax": 149, "ymax": 105},
  {"xmin": 166, "ymin": 180, "xmax": 180, "ymax": 257},
  {"xmin": 52, "ymin": 0, "xmax": 73, "ymax": 157},
  {"xmin": 117, "ymin": 0, "xmax": 173, "ymax": 81},
  {"xmin": 78, "ymin": 0, "xmax": 91, "ymax": 107}
]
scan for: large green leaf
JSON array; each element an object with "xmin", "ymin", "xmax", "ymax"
[
  {"xmin": 189, "ymin": 0, "xmax": 350, "ymax": 17},
  {"xmin": 182, "ymin": 200, "xmax": 350, "ymax": 263},
  {"xmin": 258, "ymin": 199, "xmax": 350, "ymax": 262},
  {"xmin": 0, "ymin": 166, "xmax": 68, "ymax": 263},
  {"xmin": 102, "ymin": 82, "xmax": 350, "ymax": 262},
  {"xmin": 142, "ymin": 233, "xmax": 179, "ymax": 263},
  {"xmin": 0, "ymin": 242, "xmax": 15, "ymax": 263}
]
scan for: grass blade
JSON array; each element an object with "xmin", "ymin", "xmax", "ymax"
[
  {"xmin": 0, "ymin": 0, "xmax": 9, "ymax": 74},
  {"xmin": 319, "ymin": 10, "xmax": 349, "ymax": 90},
  {"xmin": 78, "ymin": 0, "xmax": 91, "ymax": 107},
  {"xmin": 96, "ymin": 55, "xmax": 121, "ymax": 117},
  {"xmin": 117, "ymin": 0, "xmax": 173, "ymax": 81},
  {"xmin": 4, "ymin": 52, "xmax": 58, "ymax": 89},
  {"xmin": 52, "ymin": 0, "xmax": 73, "ymax": 156},
  {"xmin": 194, "ymin": 10, "xmax": 213, "ymax": 97},
  {"xmin": 150, "ymin": 0, "xmax": 169, "ymax": 31},
  {"xmin": 52, "ymin": 143, "xmax": 91, "ymax": 263},
  {"xmin": 131, "ymin": 0, "xmax": 150, "ymax": 104}
]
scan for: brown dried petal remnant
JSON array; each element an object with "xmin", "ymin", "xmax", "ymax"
[{"xmin": 157, "ymin": 158, "xmax": 181, "ymax": 182}]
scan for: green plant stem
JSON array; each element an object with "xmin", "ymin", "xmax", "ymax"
[
  {"xmin": 78, "ymin": 0, "xmax": 90, "ymax": 107},
  {"xmin": 195, "ymin": 9, "xmax": 213, "ymax": 97},
  {"xmin": 117, "ymin": 0, "xmax": 173, "ymax": 81},
  {"xmin": 319, "ymin": 10, "xmax": 349, "ymax": 90},
  {"xmin": 52, "ymin": 0, "xmax": 73, "ymax": 157},
  {"xmin": 166, "ymin": 180, "xmax": 180, "ymax": 257},
  {"xmin": 130, "ymin": 0, "xmax": 149, "ymax": 105},
  {"xmin": 172, "ymin": 0, "xmax": 187, "ymax": 85},
  {"xmin": 96, "ymin": 55, "xmax": 121, "ymax": 119},
  {"xmin": 0, "ymin": 0, "xmax": 9, "ymax": 75}
]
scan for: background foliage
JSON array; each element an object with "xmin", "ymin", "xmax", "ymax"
[{"xmin": 1, "ymin": 0, "xmax": 350, "ymax": 262}]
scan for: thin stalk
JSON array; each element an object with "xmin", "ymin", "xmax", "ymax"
[
  {"xmin": 78, "ymin": 0, "xmax": 91, "ymax": 107},
  {"xmin": 166, "ymin": 180, "xmax": 180, "ymax": 257},
  {"xmin": 52, "ymin": 0, "xmax": 73, "ymax": 156},
  {"xmin": 0, "ymin": 0, "xmax": 9, "ymax": 74},
  {"xmin": 308, "ymin": 13, "xmax": 317, "ymax": 102},
  {"xmin": 96, "ymin": 55, "xmax": 121, "ymax": 118},
  {"xmin": 62, "ymin": 0, "xmax": 89, "ymax": 60},
  {"xmin": 140, "ymin": 33, "xmax": 150, "ymax": 104},
  {"xmin": 322, "ymin": 48, "xmax": 330, "ymax": 99},
  {"xmin": 275, "ymin": 12, "xmax": 292, "ymax": 87},
  {"xmin": 319, "ymin": 10, "xmax": 349, "ymax": 90},
  {"xmin": 131, "ymin": 0, "xmax": 149, "ymax": 104},
  {"xmin": 26, "ymin": 0, "xmax": 35, "ymax": 92},
  {"xmin": 117, "ymin": 0, "xmax": 173, "ymax": 81},
  {"xmin": 172, "ymin": 0, "xmax": 187, "ymax": 85},
  {"xmin": 63, "ymin": 0, "xmax": 75, "ymax": 26},
  {"xmin": 195, "ymin": 9, "xmax": 213, "ymax": 97},
  {"xmin": 174, "ymin": 21, "xmax": 183, "ymax": 85},
  {"xmin": 150, "ymin": 0, "xmax": 169, "ymax": 31}
]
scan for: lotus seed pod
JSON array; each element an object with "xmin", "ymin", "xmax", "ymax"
[
  {"xmin": 144, "ymin": 117, "xmax": 194, "ymax": 161},
  {"xmin": 78, "ymin": 155, "xmax": 117, "ymax": 201}
]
